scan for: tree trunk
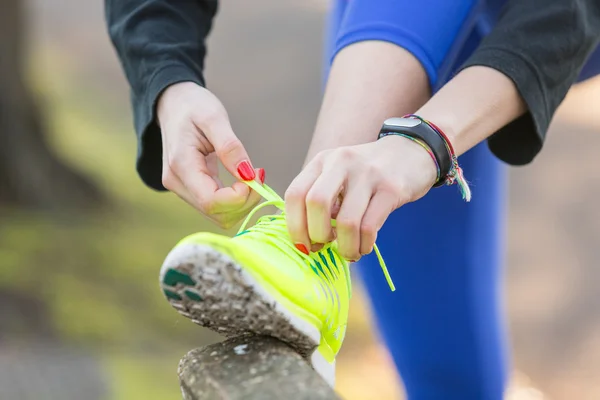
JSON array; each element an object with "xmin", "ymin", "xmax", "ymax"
[{"xmin": 0, "ymin": 0, "xmax": 103, "ymax": 211}]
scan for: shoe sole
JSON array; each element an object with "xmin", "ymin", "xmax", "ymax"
[{"xmin": 159, "ymin": 242, "xmax": 335, "ymax": 385}]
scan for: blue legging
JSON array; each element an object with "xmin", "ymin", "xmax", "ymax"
[
  {"xmin": 325, "ymin": 2, "xmax": 600, "ymax": 397},
  {"xmin": 324, "ymin": 1, "xmax": 508, "ymax": 398},
  {"xmin": 361, "ymin": 150, "xmax": 508, "ymax": 400}
]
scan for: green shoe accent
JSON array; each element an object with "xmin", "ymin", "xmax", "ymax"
[
  {"xmin": 163, "ymin": 289, "xmax": 182, "ymax": 301},
  {"xmin": 163, "ymin": 268, "xmax": 195, "ymax": 287},
  {"xmin": 327, "ymin": 248, "xmax": 339, "ymax": 273},
  {"xmin": 315, "ymin": 260, "xmax": 332, "ymax": 283},
  {"xmin": 184, "ymin": 290, "xmax": 202, "ymax": 302},
  {"xmin": 319, "ymin": 253, "xmax": 336, "ymax": 278}
]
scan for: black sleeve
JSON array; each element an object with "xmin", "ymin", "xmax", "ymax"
[
  {"xmin": 460, "ymin": 0, "xmax": 600, "ymax": 165},
  {"xmin": 105, "ymin": 0, "xmax": 218, "ymax": 190}
]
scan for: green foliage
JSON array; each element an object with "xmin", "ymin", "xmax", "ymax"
[
  {"xmin": 103, "ymin": 351, "xmax": 186, "ymax": 400},
  {"xmin": 0, "ymin": 55, "xmax": 225, "ymax": 397}
]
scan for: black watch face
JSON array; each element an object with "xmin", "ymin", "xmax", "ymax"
[{"xmin": 383, "ymin": 117, "xmax": 421, "ymax": 128}]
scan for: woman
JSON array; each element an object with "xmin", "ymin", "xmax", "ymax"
[{"xmin": 106, "ymin": 0, "xmax": 600, "ymax": 398}]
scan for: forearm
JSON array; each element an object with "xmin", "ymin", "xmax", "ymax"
[
  {"xmin": 105, "ymin": 0, "xmax": 218, "ymax": 190},
  {"xmin": 456, "ymin": 0, "xmax": 600, "ymax": 164},
  {"xmin": 308, "ymin": 44, "xmax": 526, "ymax": 170},
  {"xmin": 417, "ymin": 66, "xmax": 527, "ymax": 156},
  {"xmin": 306, "ymin": 41, "xmax": 430, "ymax": 163},
  {"xmin": 307, "ymin": 0, "xmax": 480, "ymax": 164},
  {"xmin": 106, "ymin": 0, "xmax": 217, "ymax": 99}
]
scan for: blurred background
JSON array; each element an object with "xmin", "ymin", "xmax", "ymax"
[{"xmin": 1, "ymin": 0, "xmax": 599, "ymax": 399}]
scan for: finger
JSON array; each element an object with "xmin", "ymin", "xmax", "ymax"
[
  {"xmin": 199, "ymin": 188, "xmax": 262, "ymax": 229},
  {"xmin": 229, "ymin": 166, "xmax": 264, "ymax": 206},
  {"xmin": 205, "ymin": 167, "xmax": 265, "ymax": 214},
  {"xmin": 204, "ymin": 152, "xmax": 224, "ymax": 188},
  {"xmin": 305, "ymin": 165, "xmax": 346, "ymax": 244},
  {"xmin": 210, "ymin": 207, "xmax": 255, "ymax": 229},
  {"xmin": 256, "ymin": 168, "xmax": 266, "ymax": 185},
  {"xmin": 172, "ymin": 176, "xmax": 255, "ymax": 229},
  {"xmin": 167, "ymin": 174, "xmax": 255, "ymax": 229},
  {"xmin": 331, "ymin": 194, "xmax": 342, "ymax": 219},
  {"xmin": 359, "ymin": 190, "xmax": 397, "ymax": 255},
  {"xmin": 161, "ymin": 153, "xmax": 210, "ymax": 213},
  {"xmin": 335, "ymin": 179, "xmax": 373, "ymax": 261},
  {"xmin": 162, "ymin": 171, "xmax": 194, "ymax": 206},
  {"xmin": 310, "ymin": 229, "xmax": 336, "ymax": 252},
  {"xmin": 285, "ymin": 162, "xmax": 322, "ymax": 255},
  {"xmin": 208, "ymin": 167, "xmax": 266, "ymax": 227},
  {"xmin": 174, "ymin": 147, "xmax": 248, "ymax": 214},
  {"xmin": 231, "ymin": 167, "xmax": 265, "ymax": 192},
  {"xmin": 230, "ymin": 180, "xmax": 261, "ymax": 210},
  {"xmin": 163, "ymin": 172, "xmax": 225, "ymax": 225},
  {"xmin": 199, "ymin": 167, "xmax": 264, "ymax": 222},
  {"xmin": 199, "ymin": 117, "xmax": 256, "ymax": 181}
]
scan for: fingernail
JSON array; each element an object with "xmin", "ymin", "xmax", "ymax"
[
  {"xmin": 295, "ymin": 243, "xmax": 309, "ymax": 255},
  {"xmin": 311, "ymin": 243, "xmax": 324, "ymax": 252},
  {"xmin": 349, "ymin": 259, "xmax": 358, "ymax": 263},
  {"xmin": 237, "ymin": 160, "xmax": 255, "ymax": 181},
  {"xmin": 257, "ymin": 168, "xmax": 266, "ymax": 184}
]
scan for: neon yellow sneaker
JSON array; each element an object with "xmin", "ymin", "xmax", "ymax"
[{"xmin": 159, "ymin": 181, "xmax": 394, "ymax": 386}]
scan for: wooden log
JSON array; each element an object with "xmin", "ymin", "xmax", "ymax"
[{"xmin": 178, "ymin": 335, "xmax": 340, "ymax": 400}]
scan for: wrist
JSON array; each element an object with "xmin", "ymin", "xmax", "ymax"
[
  {"xmin": 413, "ymin": 67, "xmax": 527, "ymax": 156},
  {"xmin": 379, "ymin": 116, "xmax": 452, "ymax": 185},
  {"xmin": 157, "ymin": 82, "xmax": 203, "ymax": 126},
  {"xmin": 378, "ymin": 114, "xmax": 472, "ymax": 200},
  {"xmin": 410, "ymin": 111, "xmax": 459, "ymax": 152},
  {"xmin": 379, "ymin": 134, "xmax": 438, "ymax": 187}
]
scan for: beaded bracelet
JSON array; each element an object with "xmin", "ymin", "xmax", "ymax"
[{"xmin": 378, "ymin": 114, "xmax": 471, "ymax": 202}]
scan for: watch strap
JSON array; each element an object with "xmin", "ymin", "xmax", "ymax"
[{"xmin": 378, "ymin": 117, "xmax": 452, "ymax": 187}]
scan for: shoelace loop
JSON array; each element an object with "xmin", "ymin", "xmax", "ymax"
[{"xmin": 240, "ymin": 180, "xmax": 395, "ymax": 292}]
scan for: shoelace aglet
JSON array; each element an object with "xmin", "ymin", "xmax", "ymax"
[{"xmin": 374, "ymin": 244, "xmax": 396, "ymax": 291}]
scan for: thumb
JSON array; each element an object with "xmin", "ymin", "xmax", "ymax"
[{"xmin": 205, "ymin": 118, "xmax": 255, "ymax": 181}]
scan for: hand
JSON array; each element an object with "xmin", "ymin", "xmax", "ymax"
[
  {"xmin": 157, "ymin": 82, "xmax": 264, "ymax": 228},
  {"xmin": 285, "ymin": 136, "xmax": 437, "ymax": 261}
]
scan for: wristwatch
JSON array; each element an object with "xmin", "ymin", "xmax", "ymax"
[{"xmin": 378, "ymin": 117, "xmax": 451, "ymax": 187}]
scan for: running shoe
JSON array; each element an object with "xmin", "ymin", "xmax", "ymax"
[{"xmin": 159, "ymin": 180, "xmax": 394, "ymax": 386}]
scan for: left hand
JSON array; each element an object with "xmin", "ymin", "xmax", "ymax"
[{"xmin": 285, "ymin": 136, "xmax": 438, "ymax": 261}]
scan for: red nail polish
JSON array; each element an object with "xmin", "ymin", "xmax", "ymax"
[
  {"xmin": 257, "ymin": 168, "xmax": 266, "ymax": 184},
  {"xmin": 295, "ymin": 243, "xmax": 309, "ymax": 255},
  {"xmin": 349, "ymin": 259, "xmax": 358, "ymax": 263},
  {"xmin": 237, "ymin": 160, "xmax": 255, "ymax": 181}
]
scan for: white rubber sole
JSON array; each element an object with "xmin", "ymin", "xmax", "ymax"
[{"xmin": 159, "ymin": 243, "xmax": 336, "ymax": 386}]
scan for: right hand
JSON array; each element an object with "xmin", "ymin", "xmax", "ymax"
[{"xmin": 157, "ymin": 82, "xmax": 264, "ymax": 228}]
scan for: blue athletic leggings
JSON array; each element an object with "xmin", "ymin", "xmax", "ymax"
[
  {"xmin": 325, "ymin": 2, "xmax": 600, "ymax": 397},
  {"xmin": 325, "ymin": 1, "xmax": 508, "ymax": 398}
]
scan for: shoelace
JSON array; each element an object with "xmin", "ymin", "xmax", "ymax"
[{"xmin": 239, "ymin": 180, "xmax": 395, "ymax": 292}]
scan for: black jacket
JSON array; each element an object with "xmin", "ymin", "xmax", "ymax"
[{"xmin": 105, "ymin": 0, "xmax": 600, "ymax": 190}]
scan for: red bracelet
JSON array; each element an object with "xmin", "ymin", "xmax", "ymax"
[{"xmin": 403, "ymin": 114, "xmax": 471, "ymax": 202}]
